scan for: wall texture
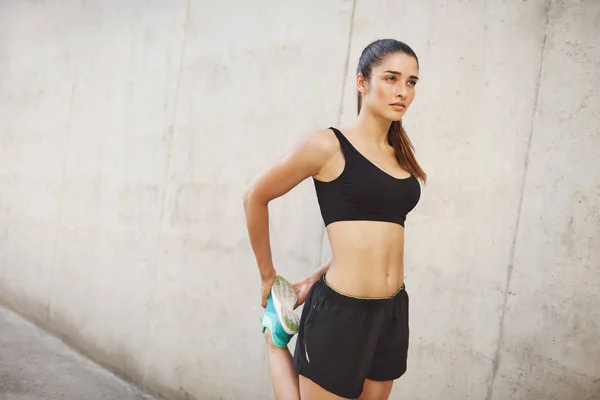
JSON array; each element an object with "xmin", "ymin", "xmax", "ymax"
[{"xmin": 0, "ymin": 1, "xmax": 598, "ymax": 399}]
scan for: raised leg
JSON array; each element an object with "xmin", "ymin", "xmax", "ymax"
[{"xmin": 265, "ymin": 329, "xmax": 300, "ymax": 400}]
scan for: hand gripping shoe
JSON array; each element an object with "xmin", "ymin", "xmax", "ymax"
[{"xmin": 261, "ymin": 275, "xmax": 300, "ymax": 347}]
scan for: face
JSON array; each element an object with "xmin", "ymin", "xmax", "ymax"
[{"xmin": 358, "ymin": 52, "xmax": 419, "ymax": 121}]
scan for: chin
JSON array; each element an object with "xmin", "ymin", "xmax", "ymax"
[{"xmin": 386, "ymin": 110, "xmax": 405, "ymax": 122}]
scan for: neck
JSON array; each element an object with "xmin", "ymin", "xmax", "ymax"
[{"xmin": 354, "ymin": 108, "xmax": 393, "ymax": 147}]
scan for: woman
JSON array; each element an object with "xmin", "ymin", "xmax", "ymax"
[{"xmin": 243, "ymin": 38, "xmax": 426, "ymax": 400}]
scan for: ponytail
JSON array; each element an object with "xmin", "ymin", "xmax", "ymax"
[{"xmin": 387, "ymin": 121, "xmax": 427, "ymax": 183}]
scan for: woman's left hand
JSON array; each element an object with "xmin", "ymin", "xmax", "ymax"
[{"xmin": 292, "ymin": 277, "xmax": 315, "ymax": 309}]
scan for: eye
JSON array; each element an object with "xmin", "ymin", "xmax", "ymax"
[
  {"xmin": 408, "ymin": 80, "xmax": 417, "ymax": 87},
  {"xmin": 386, "ymin": 76, "xmax": 396, "ymax": 82}
]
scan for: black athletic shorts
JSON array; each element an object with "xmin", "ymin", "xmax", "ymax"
[{"xmin": 293, "ymin": 273, "xmax": 409, "ymax": 399}]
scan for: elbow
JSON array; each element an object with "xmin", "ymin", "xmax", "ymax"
[
  {"xmin": 243, "ymin": 186, "xmax": 252, "ymax": 210},
  {"xmin": 243, "ymin": 184, "xmax": 258, "ymax": 211},
  {"xmin": 243, "ymin": 184, "xmax": 268, "ymax": 211}
]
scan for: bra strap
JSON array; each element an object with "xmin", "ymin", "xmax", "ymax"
[{"xmin": 329, "ymin": 127, "xmax": 358, "ymax": 159}]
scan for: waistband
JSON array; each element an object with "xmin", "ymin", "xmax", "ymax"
[{"xmin": 319, "ymin": 273, "xmax": 405, "ymax": 307}]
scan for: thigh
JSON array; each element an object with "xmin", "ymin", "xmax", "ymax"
[
  {"xmin": 367, "ymin": 290, "xmax": 410, "ymax": 382},
  {"xmin": 357, "ymin": 379, "xmax": 393, "ymax": 400},
  {"xmin": 299, "ymin": 375, "xmax": 349, "ymax": 400}
]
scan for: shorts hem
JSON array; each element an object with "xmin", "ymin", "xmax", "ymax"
[
  {"xmin": 294, "ymin": 364, "xmax": 361, "ymax": 399},
  {"xmin": 367, "ymin": 367, "xmax": 408, "ymax": 382}
]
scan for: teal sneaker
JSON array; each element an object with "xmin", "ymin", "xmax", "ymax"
[{"xmin": 261, "ymin": 275, "xmax": 300, "ymax": 348}]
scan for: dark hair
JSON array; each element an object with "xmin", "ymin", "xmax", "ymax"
[{"xmin": 357, "ymin": 39, "xmax": 427, "ymax": 183}]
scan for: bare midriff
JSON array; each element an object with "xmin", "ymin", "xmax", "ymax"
[{"xmin": 323, "ymin": 220, "xmax": 406, "ymax": 298}]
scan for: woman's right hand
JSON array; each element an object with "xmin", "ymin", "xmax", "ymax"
[{"xmin": 260, "ymin": 272, "xmax": 276, "ymax": 308}]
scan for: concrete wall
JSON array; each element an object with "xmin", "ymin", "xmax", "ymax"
[{"xmin": 0, "ymin": 1, "xmax": 598, "ymax": 399}]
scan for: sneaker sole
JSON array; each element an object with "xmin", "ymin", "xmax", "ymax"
[{"xmin": 271, "ymin": 276, "xmax": 300, "ymax": 335}]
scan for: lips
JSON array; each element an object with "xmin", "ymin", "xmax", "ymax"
[{"xmin": 391, "ymin": 103, "xmax": 406, "ymax": 110}]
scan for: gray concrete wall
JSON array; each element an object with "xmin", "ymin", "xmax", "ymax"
[{"xmin": 0, "ymin": 1, "xmax": 598, "ymax": 399}]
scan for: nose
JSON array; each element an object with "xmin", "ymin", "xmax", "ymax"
[
  {"xmin": 396, "ymin": 82, "xmax": 408, "ymax": 100},
  {"xmin": 395, "ymin": 86, "xmax": 407, "ymax": 99}
]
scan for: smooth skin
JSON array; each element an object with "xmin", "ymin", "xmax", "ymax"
[{"xmin": 243, "ymin": 52, "xmax": 419, "ymax": 399}]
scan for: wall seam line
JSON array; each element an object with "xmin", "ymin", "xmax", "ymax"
[
  {"xmin": 319, "ymin": 0, "xmax": 357, "ymax": 264},
  {"xmin": 142, "ymin": 0, "xmax": 191, "ymax": 381},
  {"xmin": 47, "ymin": 59, "xmax": 78, "ymax": 321},
  {"xmin": 486, "ymin": 1, "xmax": 553, "ymax": 398}
]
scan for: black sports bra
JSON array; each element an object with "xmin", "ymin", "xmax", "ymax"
[{"xmin": 313, "ymin": 127, "xmax": 421, "ymax": 227}]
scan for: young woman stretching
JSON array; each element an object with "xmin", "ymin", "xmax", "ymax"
[{"xmin": 244, "ymin": 38, "xmax": 426, "ymax": 400}]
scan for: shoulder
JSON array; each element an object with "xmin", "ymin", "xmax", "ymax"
[{"xmin": 297, "ymin": 128, "xmax": 339, "ymax": 158}]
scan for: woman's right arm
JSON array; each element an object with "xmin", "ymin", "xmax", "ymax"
[{"xmin": 242, "ymin": 129, "xmax": 338, "ymax": 307}]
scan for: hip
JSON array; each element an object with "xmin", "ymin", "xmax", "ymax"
[{"xmin": 324, "ymin": 260, "xmax": 405, "ymax": 298}]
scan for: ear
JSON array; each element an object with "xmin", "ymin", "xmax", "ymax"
[{"xmin": 356, "ymin": 73, "xmax": 368, "ymax": 95}]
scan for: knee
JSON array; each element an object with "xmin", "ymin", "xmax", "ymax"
[
  {"xmin": 264, "ymin": 329, "xmax": 290, "ymax": 352},
  {"xmin": 264, "ymin": 329, "xmax": 277, "ymax": 348}
]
